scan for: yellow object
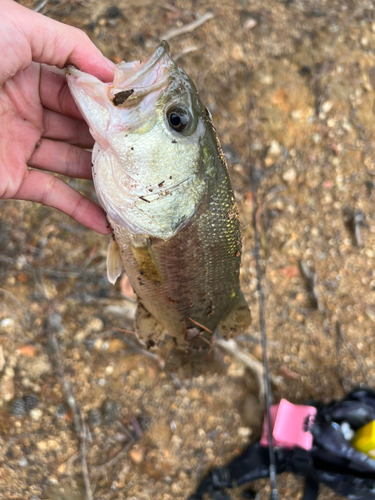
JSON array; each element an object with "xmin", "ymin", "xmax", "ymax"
[{"xmin": 351, "ymin": 420, "xmax": 375, "ymax": 457}]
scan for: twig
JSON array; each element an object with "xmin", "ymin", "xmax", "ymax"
[
  {"xmin": 162, "ymin": 12, "xmax": 215, "ymax": 41},
  {"xmin": 175, "ymin": 45, "xmax": 200, "ymax": 61},
  {"xmin": 215, "ymin": 338, "xmax": 281, "ymax": 401},
  {"xmin": 48, "ymin": 326, "xmax": 93, "ymax": 500},
  {"xmin": 33, "ymin": 0, "xmax": 49, "ymax": 12},
  {"xmin": 92, "ymin": 327, "xmax": 146, "ymax": 348},
  {"xmin": 90, "ymin": 442, "xmax": 134, "ymax": 477},
  {"xmin": 93, "ymin": 327, "xmax": 165, "ymax": 369},
  {"xmin": 186, "ymin": 317, "xmax": 213, "ymax": 334}
]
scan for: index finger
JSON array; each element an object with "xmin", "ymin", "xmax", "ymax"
[{"xmin": 40, "ymin": 65, "xmax": 84, "ymax": 119}]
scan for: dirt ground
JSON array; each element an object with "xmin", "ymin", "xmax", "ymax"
[{"xmin": 1, "ymin": 0, "xmax": 375, "ymax": 499}]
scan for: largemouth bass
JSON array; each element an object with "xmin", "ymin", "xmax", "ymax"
[{"xmin": 66, "ymin": 41, "xmax": 250, "ymax": 347}]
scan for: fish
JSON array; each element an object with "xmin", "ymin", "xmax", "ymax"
[{"xmin": 66, "ymin": 41, "xmax": 250, "ymax": 348}]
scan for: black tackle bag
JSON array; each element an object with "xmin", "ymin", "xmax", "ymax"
[{"xmin": 188, "ymin": 388, "xmax": 375, "ymax": 500}]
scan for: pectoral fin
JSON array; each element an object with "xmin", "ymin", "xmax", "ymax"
[{"xmin": 107, "ymin": 239, "xmax": 123, "ymax": 284}]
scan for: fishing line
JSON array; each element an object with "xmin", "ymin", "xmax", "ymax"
[{"xmin": 240, "ymin": 18, "xmax": 279, "ymax": 500}]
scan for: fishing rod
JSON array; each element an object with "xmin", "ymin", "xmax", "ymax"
[{"xmin": 241, "ymin": 20, "xmax": 279, "ymax": 500}]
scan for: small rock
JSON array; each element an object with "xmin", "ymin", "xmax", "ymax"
[
  {"xmin": 259, "ymin": 74, "xmax": 273, "ymax": 85},
  {"xmin": 231, "ymin": 44, "xmax": 244, "ymax": 63},
  {"xmin": 244, "ymin": 17, "xmax": 257, "ymax": 29},
  {"xmin": 188, "ymin": 388, "xmax": 201, "ymax": 400},
  {"xmin": 312, "ymin": 133, "xmax": 322, "ymax": 144},
  {"xmin": 0, "ymin": 375, "xmax": 15, "ymax": 404},
  {"xmin": 36, "ymin": 441, "xmax": 47, "ymax": 451},
  {"xmin": 129, "ymin": 445, "xmax": 144, "ymax": 464},
  {"xmin": 0, "ymin": 318, "xmax": 14, "ymax": 328},
  {"xmin": 321, "ymin": 101, "xmax": 332, "ymax": 113},
  {"xmin": 30, "ymin": 408, "xmax": 43, "ymax": 421},
  {"xmin": 18, "ymin": 457, "xmax": 28, "ymax": 467},
  {"xmin": 74, "ymin": 330, "xmax": 86, "ymax": 343},
  {"xmin": 268, "ymin": 140, "xmax": 282, "ymax": 156},
  {"xmin": 291, "ymin": 109, "xmax": 303, "ymax": 121},
  {"xmin": 86, "ymin": 317, "xmax": 104, "ymax": 333},
  {"xmin": 282, "ymin": 167, "xmax": 297, "ymax": 183},
  {"xmin": 107, "ymin": 338, "xmax": 126, "ymax": 353},
  {"xmin": 105, "ymin": 365, "xmax": 114, "ymax": 376},
  {"xmin": 238, "ymin": 427, "xmax": 252, "ymax": 438}
]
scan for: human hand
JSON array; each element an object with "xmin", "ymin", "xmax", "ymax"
[{"xmin": 0, "ymin": 0, "xmax": 115, "ymax": 234}]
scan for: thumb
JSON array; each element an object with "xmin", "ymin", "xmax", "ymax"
[{"xmin": 4, "ymin": 0, "xmax": 115, "ymax": 82}]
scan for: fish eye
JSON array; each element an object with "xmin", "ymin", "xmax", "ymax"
[{"xmin": 166, "ymin": 107, "xmax": 190, "ymax": 133}]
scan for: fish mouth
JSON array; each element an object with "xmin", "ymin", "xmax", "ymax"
[
  {"xmin": 109, "ymin": 41, "xmax": 173, "ymax": 107},
  {"xmin": 66, "ymin": 41, "xmax": 174, "ymax": 111}
]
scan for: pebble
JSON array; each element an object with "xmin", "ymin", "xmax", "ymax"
[
  {"xmin": 268, "ymin": 140, "xmax": 282, "ymax": 156},
  {"xmin": 29, "ymin": 408, "xmax": 43, "ymax": 421},
  {"xmin": 259, "ymin": 74, "xmax": 273, "ymax": 85},
  {"xmin": 312, "ymin": 133, "xmax": 322, "ymax": 144},
  {"xmin": 282, "ymin": 167, "xmax": 297, "ymax": 183},
  {"xmin": 105, "ymin": 365, "xmax": 114, "ymax": 375},
  {"xmin": 0, "ymin": 373, "xmax": 15, "ymax": 404},
  {"xmin": 238, "ymin": 427, "xmax": 252, "ymax": 438},
  {"xmin": 321, "ymin": 101, "xmax": 332, "ymax": 113},
  {"xmin": 187, "ymin": 388, "xmax": 201, "ymax": 400},
  {"xmin": 18, "ymin": 457, "xmax": 28, "ymax": 467},
  {"xmin": 129, "ymin": 446, "xmax": 144, "ymax": 464},
  {"xmin": 0, "ymin": 318, "xmax": 14, "ymax": 328},
  {"xmin": 291, "ymin": 109, "xmax": 303, "ymax": 121},
  {"xmin": 86, "ymin": 317, "xmax": 104, "ymax": 333},
  {"xmin": 244, "ymin": 17, "xmax": 257, "ymax": 30}
]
